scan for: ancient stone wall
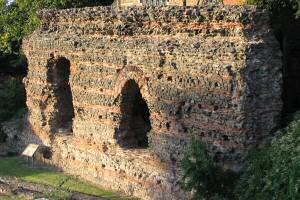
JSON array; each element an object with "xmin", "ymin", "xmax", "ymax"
[
  {"xmin": 22, "ymin": 5, "xmax": 282, "ymax": 199},
  {"xmin": 117, "ymin": 0, "xmax": 246, "ymax": 6}
]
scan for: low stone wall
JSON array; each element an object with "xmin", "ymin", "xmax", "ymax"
[{"xmin": 22, "ymin": 5, "xmax": 282, "ymax": 199}]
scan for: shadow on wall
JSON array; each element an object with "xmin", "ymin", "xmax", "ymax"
[
  {"xmin": 116, "ymin": 79, "xmax": 151, "ymax": 148},
  {"xmin": 272, "ymin": 9, "xmax": 300, "ymax": 124}
]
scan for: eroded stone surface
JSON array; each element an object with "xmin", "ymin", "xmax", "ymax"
[
  {"xmin": 117, "ymin": 0, "xmax": 244, "ymax": 6},
  {"xmin": 22, "ymin": 5, "xmax": 282, "ymax": 200}
]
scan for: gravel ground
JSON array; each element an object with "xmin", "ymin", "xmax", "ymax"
[{"xmin": 0, "ymin": 176, "xmax": 109, "ymax": 200}]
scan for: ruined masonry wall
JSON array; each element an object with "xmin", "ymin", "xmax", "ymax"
[
  {"xmin": 23, "ymin": 5, "xmax": 282, "ymax": 200},
  {"xmin": 118, "ymin": 0, "xmax": 246, "ymax": 6}
]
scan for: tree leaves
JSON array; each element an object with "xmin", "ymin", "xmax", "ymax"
[
  {"xmin": 0, "ymin": 0, "xmax": 114, "ymax": 54},
  {"xmin": 181, "ymin": 140, "xmax": 238, "ymax": 200},
  {"xmin": 248, "ymin": 0, "xmax": 300, "ymax": 16},
  {"xmin": 235, "ymin": 112, "xmax": 300, "ymax": 200}
]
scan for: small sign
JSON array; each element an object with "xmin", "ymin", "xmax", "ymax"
[
  {"xmin": 22, "ymin": 144, "xmax": 40, "ymax": 157},
  {"xmin": 223, "ymin": 0, "xmax": 246, "ymax": 5}
]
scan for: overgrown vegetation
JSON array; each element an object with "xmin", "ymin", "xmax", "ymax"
[
  {"xmin": 0, "ymin": 0, "xmax": 113, "ymax": 55},
  {"xmin": 181, "ymin": 140, "xmax": 238, "ymax": 200},
  {"xmin": 0, "ymin": 77, "xmax": 26, "ymax": 123},
  {"xmin": 182, "ymin": 112, "xmax": 300, "ymax": 200},
  {"xmin": 0, "ymin": 0, "xmax": 114, "ymax": 74},
  {"xmin": 248, "ymin": 0, "xmax": 300, "ymax": 16},
  {"xmin": 235, "ymin": 112, "xmax": 300, "ymax": 200}
]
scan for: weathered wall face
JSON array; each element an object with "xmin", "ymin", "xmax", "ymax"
[
  {"xmin": 119, "ymin": 0, "xmax": 142, "ymax": 6},
  {"xmin": 22, "ymin": 5, "xmax": 282, "ymax": 200},
  {"xmin": 117, "ymin": 0, "xmax": 246, "ymax": 6},
  {"xmin": 223, "ymin": 0, "xmax": 246, "ymax": 5}
]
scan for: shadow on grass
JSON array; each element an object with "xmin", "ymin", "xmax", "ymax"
[{"xmin": 0, "ymin": 157, "xmax": 137, "ymax": 200}]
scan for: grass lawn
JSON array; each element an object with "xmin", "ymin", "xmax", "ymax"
[
  {"xmin": 0, "ymin": 195, "xmax": 29, "ymax": 200},
  {"xmin": 0, "ymin": 157, "xmax": 136, "ymax": 200}
]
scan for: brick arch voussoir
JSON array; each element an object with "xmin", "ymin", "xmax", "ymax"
[
  {"xmin": 46, "ymin": 52, "xmax": 77, "ymax": 78},
  {"xmin": 115, "ymin": 66, "xmax": 150, "ymax": 98}
]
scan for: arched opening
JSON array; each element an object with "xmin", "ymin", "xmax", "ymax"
[
  {"xmin": 49, "ymin": 57, "xmax": 75, "ymax": 132},
  {"xmin": 117, "ymin": 79, "xmax": 151, "ymax": 148}
]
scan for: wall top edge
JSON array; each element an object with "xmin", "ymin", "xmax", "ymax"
[{"xmin": 38, "ymin": 5, "xmax": 267, "ymax": 24}]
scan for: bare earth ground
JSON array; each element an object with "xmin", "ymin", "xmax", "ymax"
[{"xmin": 0, "ymin": 176, "xmax": 110, "ymax": 200}]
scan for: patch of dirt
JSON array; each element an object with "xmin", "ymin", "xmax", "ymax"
[
  {"xmin": 0, "ymin": 176, "xmax": 110, "ymax": 200},
  {"xmin": 0, "ymin": 176, "xmax": 49, "ymax": 199},
  {"xmin": 13, "ymin": 186, "xmax": 43, "ymax": 196}
]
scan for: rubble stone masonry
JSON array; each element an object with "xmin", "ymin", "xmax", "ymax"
[
  {"xmin": 22, "ymin": 5, "xmax": 282, "ymax": 200},
  {"xmin": 117, "ymin": 0, "xmax": 246, "ymax": 6}
]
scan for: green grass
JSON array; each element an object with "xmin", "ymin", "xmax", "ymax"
[
  {"xmin": 0, "ymin": 157, "xmax": 137, "ymax": 200},
  {"xmin": 42, "ymin": 190, "xmax": 72, "ymax": 200},
  {"xmin": 62, "ymin": 178, "xmax": 135, "ymax": 200},
  {"xmin": 0, "ymin": 195, "xmax": 27, "ymax": 200},
  {"xmin": 0, "ymin": 157, "xmax": 68, "ymax": 187}
]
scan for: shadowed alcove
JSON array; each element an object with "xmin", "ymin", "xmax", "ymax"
[
  {"xmin": 48, "ymin": 57, "xmax": 75, "ymax": 132},
  {"xmin": 271, "ymin": 9, "xmax": 300, "ymax": 125},
  {"xmin": 117, "ymin": 79, "xmax": 151, "ymax": 148}
]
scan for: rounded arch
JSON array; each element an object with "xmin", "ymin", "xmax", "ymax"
[
  {"xmin": 116, "ymin": 79, "xmax": 151, "ymax": 148},
  {"xmin": 114, "ymin": 65, "xmax": 148, "ymax": 95}
]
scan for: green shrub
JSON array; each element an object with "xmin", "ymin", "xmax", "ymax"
[
  {"xmin": 235, "ymin": 112, "xmax": 300, "ymax": 200},
  {"xmin": 248, "ymin": 0, "xmax": 300, "ymax": 16},
  {"xmin": 0, "ymin": 77, "xmax": 26, "ymax": 123},
  {"xmin": 0, "ymin": 0, "xmax": 114, "ymax": 55},
  {"xmin": 181, "ymin": 140, "xmax": 238, "ymax": 200}
]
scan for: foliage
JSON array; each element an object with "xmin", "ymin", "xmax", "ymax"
[
  {"xmin": 248, "ymin": 0, "xmax": 300, "ymax": 16},
  {"xmin": 181, "ymin": 140, "xmax": 239, "ymax": 200},
  {"xmin": 235, "ymin": 112, "xmax": 300, "ymax": 200},
  {"xmin": 0, "ymin": 0, "xmax": 113, "ymax": 73},
  {"xmin": 0, "ymin": 77, "xmax": 26, "ymax": 123}
]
